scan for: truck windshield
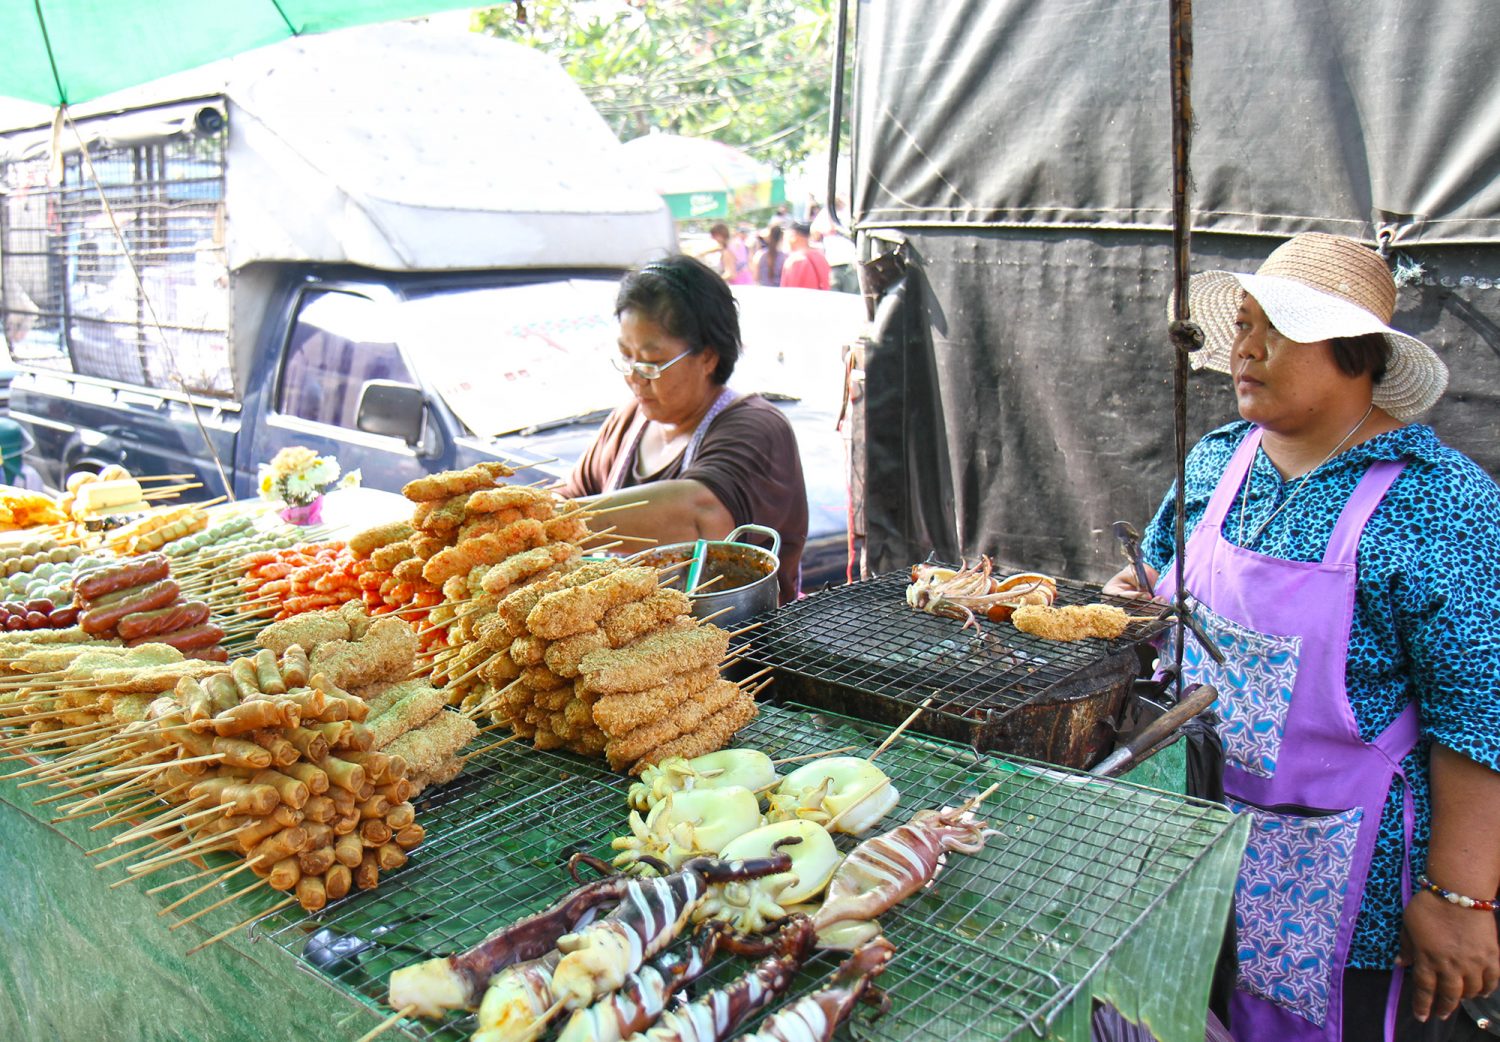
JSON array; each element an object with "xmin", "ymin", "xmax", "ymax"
[{"xmin": 395, "ymin": 277, "xmax": 626, "ymax": 439}]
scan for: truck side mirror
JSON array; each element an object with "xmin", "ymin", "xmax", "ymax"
[{"xmin": 356, "ymin": 380, "xmax": 426, "ymax": 446}]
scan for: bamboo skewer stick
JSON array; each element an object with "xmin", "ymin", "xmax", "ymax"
[
  {"xmin": 726, "ymin": 619, "xmax": 763, "ymax": 638},
  {"xmin": 735, "ymin": 665, "xmax": 775, "ymax": 689},
  {"xmin": 461, "ymin": 734, "xmax": 522, "ymax": 763},
  {"xmin": 169, "ymin": 877, "xmax": 270, "ymax": 930},
  {"xmin": 573, "ymin": 499, "xmax": 648, "ymax": 519},
  {"xmin": 98, "ymin": 752, "xmax": 220, "ymax": 780},
  {"xmin": 124, "ymin": 831, "xmax": 230, "ymax": 872},
  {"xmin": 868, "ymin": 696, "xmax": 934, "ymax": 762},
  {"xmin": 825, "ymin": 777, "xmax": 892, "ymax": 832},
  {"xmin": 123, "ymin": 842, "xmax": 237, "ymax": 880},
  {"xmin": 84, "ymin": 782, "xmax": 193, "ymax": 829},
  {"xmin": 136, "ymin": 473, "xmax": 198, "ymax": 483},
  {"xmin": 353, "ymin": 1005, "xmax": 418, "ymax": 1042},
  {"xmin": 111, "ymin": 801, "xmax": 221, "ymax": 845},
  {"xmin": 149, "ymin": 855, "xmax": 254, "ymax": 899},
  {"xmin": 184, "ymin": 897, "xmax": 295, "ymax": 957},
  {"xmin": 688, "ymin": 573, "xmax": 725, "ymax": 595},
  {"xmin": 771, "ymin": 745, "xmax": 860, "ymax": 766},
  {"xmin": 697, "ymin": 606, "xmax": 735, "ymax": 626},
  {"xmin": 957, "ymin": 782, "xmax": 1001, "ymax": 816}
]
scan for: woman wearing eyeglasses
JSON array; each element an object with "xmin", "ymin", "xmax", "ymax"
[{"xmin": 559, "ymin": 255, "xmax": 809, "ymax": 603}]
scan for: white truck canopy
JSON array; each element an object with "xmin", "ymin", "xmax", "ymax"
[{"xmin": 1, "ymin": 24, "xmax": 676, "ymax": 272}]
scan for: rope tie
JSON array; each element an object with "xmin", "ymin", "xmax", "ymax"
[{"xmin": 1168, "ymin": 319, "xmax": 1205, "ymax": 357}]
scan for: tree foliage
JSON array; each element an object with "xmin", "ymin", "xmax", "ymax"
[{"xmin": 475, "ymin": 1, "xmax": 846, "ymax": 173}]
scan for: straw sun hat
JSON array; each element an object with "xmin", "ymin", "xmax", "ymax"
[{"xmin": 1186, "ymin": 232, "xmax": 1448, "ymax": 419}]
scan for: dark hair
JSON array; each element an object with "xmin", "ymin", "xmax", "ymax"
[
  {"xmin": 709, "ymin": 222, "xmax": 730, "ymax": 243},
  {"xmin": 616, "ymin": 255, "xmax": 741, "ymax": 384},
  {"xmin": 1330, "ymin": 332, "xmax": 1390, "ymax": 383}
]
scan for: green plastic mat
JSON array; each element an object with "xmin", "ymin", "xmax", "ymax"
[{"xmin": 238, "ymin": 704, "xmax": 1247, "ymax": 1042}]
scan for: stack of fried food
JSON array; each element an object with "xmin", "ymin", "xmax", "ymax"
[
  {"xmin": 345, "ymin": 461, "xmax": 591, "ymax": 699},
  {"xmin": 106, "ymin": 647, "xmax": 428, "ymax": 912},
  {"xmin": 0, "ymin": 632, "xmax": 231, "ymax": 751},
  {"xmin": 255, "ymin": 603, "xmax": 477, "ymax": 795},
  {"xmin": 470, "ymin": 558, "xmax": 758, "ymax": 774}
]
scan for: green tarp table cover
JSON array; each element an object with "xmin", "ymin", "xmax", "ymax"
[{"xmin": 1, "ymin": 704, "xmax": 1246, "ymax": 1041}]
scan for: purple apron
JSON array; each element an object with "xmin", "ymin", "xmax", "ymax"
[
  {"xmin": 603, "ymin": 388, "xmax": 739, "ymax": 493},
  {"xmin": 1156, "ymin": 428, "xmax": 1417, "ymax": 1042}
]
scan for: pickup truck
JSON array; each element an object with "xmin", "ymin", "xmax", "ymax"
[
  {"xmin": 0, "ymin": 26, "xmax": 860, "ymax": 589},
  {"xmin": 5, "ymin": 271, "xmax": 862, "ymax": 588}
]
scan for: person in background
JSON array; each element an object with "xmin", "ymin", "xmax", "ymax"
[
  {"xmin": 727, "ymin": 224, "xmax": 755, "ymax": 285},
  {"xmin": 753, "ymin": 222, "xmax": 786, "ymax": 288},
  {"xmin": 812, "ymin": 196, "xmax": 859, "ymax": 294},
  {"xmin": 2, "ymin": 286, "xmax": 40, "ymax": 352},
  {"xmin": 699, "ymin": 222, "xmax": 736, "ymax": 281},
  {"xmin": 559, "ymin": 254, "xmax": 808, "ymax": 603},
  {"xmin": 1104, "ymin": 233, "xmax": 1499, "ymax": 1041},
  {"xmin": 779, "ymin": 220, "xmax": 831, "ymax": 291}
]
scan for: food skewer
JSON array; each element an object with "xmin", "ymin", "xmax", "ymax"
[
  {"xmin": 868, "ymin": 695, "xmax": 935, "ymax": 762},
  {"xmin": 184, "ymin": 896, "xmax": 296, "ymax": 957},
  {"xmin": 169, "ymin": 877, "xmax": 270, "ymax": 931},
  {"xmin": 352, "ymin": 1004, "xmax": 418, "ymax": 1042},
  {"xmin": 771, "ymin": 745, "xmax": 861, "ymax": 766}
]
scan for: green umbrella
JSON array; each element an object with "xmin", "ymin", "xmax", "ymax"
[{"xmin": 1, "ymin": 0, "xmax": 479, "ymax": 106}]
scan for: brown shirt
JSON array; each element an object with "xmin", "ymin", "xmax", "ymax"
[{"xmin": 561, "ymin": 394, "xmax": 808, "ymax": 603}]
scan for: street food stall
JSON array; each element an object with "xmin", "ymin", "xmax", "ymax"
[{"xmin": 0, "ymin": 463, "xmax": 1247, "ymax": 1042}]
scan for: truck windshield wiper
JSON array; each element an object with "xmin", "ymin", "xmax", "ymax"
[{"xmin": 517, "ymin": 407, "xmax": 615, "ymax": 436}]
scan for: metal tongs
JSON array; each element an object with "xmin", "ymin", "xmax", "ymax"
[{"xmin": 1110, "ymin": 520, "xmax": 1225, "ymax": 666}]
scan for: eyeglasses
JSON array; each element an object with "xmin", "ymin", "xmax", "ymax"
[{"xmin": 611, "ymin": 347, "xmax": 695, "ymax": 380}]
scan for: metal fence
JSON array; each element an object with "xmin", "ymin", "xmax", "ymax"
[{"xmin": 0, "ymin": 107, "xmax": 232, "ymax": 396}]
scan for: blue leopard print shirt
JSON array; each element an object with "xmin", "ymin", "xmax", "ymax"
[{"xmin": 1142, "ymin": 421, "xmax": 1500, "ymax": 969}]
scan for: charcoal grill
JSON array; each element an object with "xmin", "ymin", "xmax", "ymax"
[{"xmin": 735, "ymin": 567, "xmax": 1168, "ymax": 768}]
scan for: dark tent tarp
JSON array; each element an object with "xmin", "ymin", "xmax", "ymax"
[{"xmin": 850, "ymin": 0, "xmax": 1500, "ymax": 580}]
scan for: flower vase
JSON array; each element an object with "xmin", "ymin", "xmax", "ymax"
[{"xmin": 279, "ymin": 495, "xmax": 325, "ymax": 526}]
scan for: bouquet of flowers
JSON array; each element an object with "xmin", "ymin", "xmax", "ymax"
[{"xmin": 258, "ymin": 447, "xmax": 359, "ymax": 517}]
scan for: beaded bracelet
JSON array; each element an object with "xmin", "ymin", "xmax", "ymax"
[{"xmin": 1416, "ymin": 873, "xmax": 1499, "ymax": 912}]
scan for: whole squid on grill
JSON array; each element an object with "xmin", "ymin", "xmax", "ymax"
[
  {"xmin": 550, "ymin": 853, "xmax": 792, "ymax": 1012},
  {"xmin": 813, "ymin": 805, "xmax": 993, "ymax": 937},
  {"xmin": 389, "ymin": 864, "xmax": 631, "ymax": 1018},
  {"xmin": 906, "ymin": 556, "xmax": 1057, "ymax": 632},
  {"xmin": 558, "ymin": 918, "xmax": 812, "ymax": 1042},
  {"xmin": 619, "ymin": 918, "xmax": 817, "ymax": 1042},
  {"xmin": 736, "ymin": 938, "xmax": 896, "ymax": 1042},
  {"xmin": 627, "ymin": 750, "xmax": 780, "ymax": 813}
]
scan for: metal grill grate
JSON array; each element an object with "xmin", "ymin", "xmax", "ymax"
[
  {"xmin": 732, "ymin": 568, "xmax": 1168, "ymax": 763},
  {"xmin": 0, "ymin": 103, "xmax": 232, "ymax": 396},
  {"xmin": 247, "ymin": 702, "xmax": 1237, "ymax": 1042}
]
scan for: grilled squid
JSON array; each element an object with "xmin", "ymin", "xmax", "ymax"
[
  {"xmin": 766, "ymin": 757, "xmax": 898, "ymax": 836},
  {"xmin": 906, "ymin": 556, "xmax": 1057, "ymax": 631},
  {"xmin": 550, "ymin": 854, "xmax": 791, "ymax": 1011},
  {"xmin": 627, "ymin": 750, "xmax": 779, "ymax": 813},
  {"xmin": 737, "ymin": 938, "xmax": 896, "ymax": 1042},
  {"xmin": 814, "ymin": 806, "xmax": 992, "ymax": 932},
  {"xmin": 620, "ymin": 919, "xmax": 816, "ymax": 1042},
  {"xmin": 611, "ymin": 785, "xmax": 763, "ymax": 871},
  {"xmin": 388, "ymin": 867, "xmax": 630, "ymax": 1018},
  {"xmin": 694, "ymin": 821, "xmax": 841, "ymax": 933}
]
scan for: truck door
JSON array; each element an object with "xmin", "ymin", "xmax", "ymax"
[{"xmin": 260, "ymin": 288, "xmax": 445, "ymax": 496}]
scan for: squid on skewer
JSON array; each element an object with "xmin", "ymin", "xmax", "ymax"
[
  {"xmin": 737, "ymin": 938, "xmax": 897, "ymax": 1042},
  {"xmin": 813, "ymin": 806, "xmax": 993, "ymax": 937},
  {"xmin": 388, "ymin": 859, "xmax": 629, "ymax": 1018},
  {"xmin": 619, "ymin": 918, "xmax": 818, "ymax": 1042},
  {"xmin": 550, "ymin": 853, "xmax": 792, "ymax": 1011}
]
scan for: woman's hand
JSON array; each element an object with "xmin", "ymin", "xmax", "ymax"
[
  {"xmin": 1404, "ymin": 744, "xmax": 1500, "ymax": 1021},
  {"xmin": 1397, "ymin": 890, "xmax": 1500, "ymax": 1022},
  {"xmin": 1102, "ymin": 562, "xmax": 1160, "ymax": 600}
]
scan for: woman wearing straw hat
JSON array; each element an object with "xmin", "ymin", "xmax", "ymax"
[{"xmin": 1105, "ymin": 233, "xmax": 1500, "ymax": 1041}]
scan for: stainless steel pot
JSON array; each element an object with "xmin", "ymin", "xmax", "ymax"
[{"xmin": 629, "ymin": 524, "xmax": 782, "ymax": 627}]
